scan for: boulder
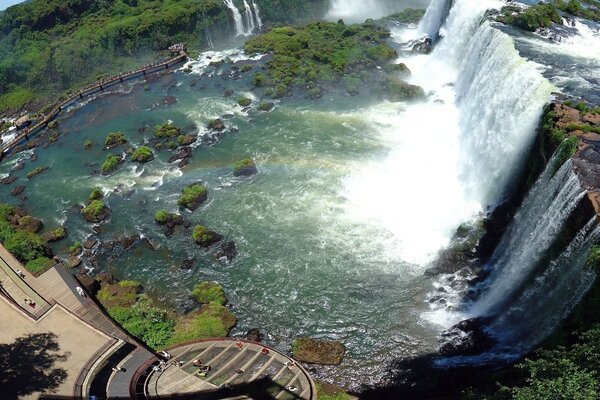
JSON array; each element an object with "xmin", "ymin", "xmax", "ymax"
[
  {"xmin": 245, "ymin": 328, "xmax": 264, "ymax": 343},
  {"xmin": 11, "ymin": 162, "xmax": 24, "ymax": 171},
  {"xmin": 208, "ymin": 118, "xmax": 225, "ymax": 131},
  {"xmin": 83, "ymin": 239, "xmax": 98, "ymax": 250},
  {"xmin": 192, "ymin": 225, "xmax": 223, "ymax": 247},
  {"xmin": 17, "ymin": 215, "xmax": 43, "ymax": 233},
  {"xmin": 42, "ymin": 227, "xmax": 67, "ymax": 242},
  {"xmin": 214, "ymin": 241, "xmax": 238, "ymax": 263},
  {"xmin": 292, "ymin": 338, "xmax": 346, "ymax": 365},
  {"xmin": 0, "ymin": 175, "xmax": 17, "ymax": 184},
  {"xmin": 11, "ymin": 185, "xmax": 25, "ymax": 196},
  {"xmin": 224, "ymin": 89, "xmax": 234, "ymax": 97},
  {"xmin": 439, "ymin": 318, "xmax": 496, "ymax": 356},
  {"xmin": 75, "ymin": 274, "xmax": 101, "ymax": 295},
  {"xmin": 66, "ymin": 255, "xmax": 82, "ymax": 269},
  {"xmin": 180, "ymin": 259, "xmax": 194, "ymax": 270}
]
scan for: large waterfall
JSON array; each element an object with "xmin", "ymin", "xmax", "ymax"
[
  {"xmin": 223, "ymin": 0, "xmax": 261, "ymax": 36},
  {"xmin": 345, "ymin": 0, "xmax": 553, "ymax": 265},
  {"xmin": 417, "ymin": 0, "xmax": 452, "ymax": 39}
]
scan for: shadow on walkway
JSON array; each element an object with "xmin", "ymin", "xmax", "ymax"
[{"xmin": 0, "ymin": 332, "xmax": 70, "ymax": 400}]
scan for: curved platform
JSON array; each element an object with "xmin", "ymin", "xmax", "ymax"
[{"xmin": 134, "ymin": 338, "xmax": 316, "ymax": 400}]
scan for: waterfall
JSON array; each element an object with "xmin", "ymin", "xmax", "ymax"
[
  {"xmin": 326, "ymin": 0, "xmax": 389, "ymax": 22},
  {"xmin": 242, "ymin": 0, "xmax": 255, "ymax": 34},
  {"xmin": 205, "ymin": 25, "xmax": 214, "ymax": 48},
  {"xmin": 223, "ymin": 0, "xmax": 245, "ymax": 36},
  {"xmin": 417, "ymin": 0, "xmax": 453, "ymax": 39},
  {"xmin": 252, "ymin": 1, "xmax": 263, "ymax": 31}
]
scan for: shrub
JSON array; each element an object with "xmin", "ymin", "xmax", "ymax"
[
  {"xmin": 154, "ymin": 123, "xmax": 180, "ymax": 138},
  {"xmin": 105, "ymin": 132, "xmax": 127, "ymax": 147},
  {"xmin": 177, "ymin": 183, "xmax": 207, "ymax": 209},
  {"xmin": 237, "ymin": 97, "xmax": 252, "ymax": 107},
  {"xmin": 169, "ymin": 303, "xmax": 236, "ymax": 344},
  {"xmin": 155, "ymin": 210, "xmax": 169, "ymax": 224},
  {"xmin": 587, "ymin": 246, "xmax": 600, "ymax": 272},
  {"xmin": 25, "ymin": 257, "xmax": 55, "ymax": 275},
  {"xmin": 69, "ymin": 241, "xmax": 82, "ymax": 254},
  {"xmin": 81, "ymin": 200, "xmax": 109, "ymax": 222},
  {"xmin": 84, "ymin": 139, "xmax": 93, "ymax": 149},
  {"xmin": 192, "ymin": 225, "xmax": 213, "ymax": 242},
  {"xmin": 131, "ymin": 146, "xmax": 154, "ymax": 163},
  {"xmin": 89, "ymin": 187, "xmax": 103, "ymax": 201},
  {"xmin": 240, "ymin": 64, "xmax": 253, "ymax": 72},
  {"xmin": 101, "ymin": 154, "xmax": 120, "ymax": 175},
  {"xmin": 191, "ymin": 282, "xmax": 227, "ymax": 305},
  {"xmin": 4, "ymin": 230, "xmax": 48, "ymax": 263}
]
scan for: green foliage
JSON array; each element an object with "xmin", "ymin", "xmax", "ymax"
[
  {"xmin": 108, "ymin": 295, "xmax": 175, "ymax": 349},
  {"xmin": 377, "ymin": 8, "xmax": 426, "ymax": 24},
  {"xmin": 257, "ymin": 101, "xmax": 274, "ymax": 111},
  {"xmin": 131, "ymin": 146, "xmax": 154, "ymax": 162},
  {"xmin": 315, "ymin": 381, "xmax": 352, "ymax": 400},
  {"xmin": 177, "ymin": 183, "xmax": 207, "ymax": 209},
  {"xmin": 233, "ymin": 157, "xmax": 256, "ymax": 173},
  {"xmin": 499, "ymin": 3, "xmax": 563, "ymax": 31},
  {"xmin": 51, "ymin": 227, "xmax": 66, "ymax": 239},
  {"xmin": 27, "ymin": 167, "xmax": 47, "ymax": 179},
  {"xmin": 81, "ymin": 199, "xmax": 108, "ymax": 221},
  {"xmin": 244, "ymin": 21, "xmax": 397, "ymax": 96},
  {"xmin": 192, "ymin": 225, "xmax": 213, "ymax": 243},
  {"xmin": 553, "ymin": 136, "xmax": 578, "ymax": 173},
  {"xmin": 69, "ymin": 241, "xmax": 82, "ymax": 254},
  {"xmin": 564, "ymin": 123, "xmax": 600, "ymax": 134},
  {"xmin": 104, "ymin": 131, "xmax": 127, "ymax": 147},
  {"xmin": 83, "ymin": 139, "xmax": 93, "ymax": 149},
  {"xmin": 154, "ymin": 210, "xmax": 169, "ymax": 224},
  {"xmin": 0, "ymin": 87, "xmax": 35, "ymax": 111},
  {"xmin": 4, "ymin": 229, "xmax": 48, "ymax": 263},
  {"xmin": 101, "ymin": 154, "xmax": 120, "ymax": 175},
  {"xmin": 154, "ymin": 123, "xmax": 180, "ymax": 138},
  {"xmin": 191, "ymin": 281, "xmax": 227, "ymax": 305},
  {"xmin": 89, "ymin": 187, "xmax": 103, "ymax": 201},
  {"xmin": 237, "ymin": 97, "xmax": 252, "ymax": 107},
  {"xmin": 587, "ymin": 246, "xmax": 600, "ymax": 272},
  {"xmin": 169, "ymin": 303, "xmax": 235, "ymax": 344},
  {"xmin": 25, "ymin": 257, "xmax": 55, "ymax": 275}
]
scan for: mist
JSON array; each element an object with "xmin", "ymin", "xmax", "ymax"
[{"xmin": 325, "ymin": 0, "xmax": 431, "ymax": 23}]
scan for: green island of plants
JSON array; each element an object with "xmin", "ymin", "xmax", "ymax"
[
  {"xmin": 104, "ymin": 131, "xmax": 127, "ymax": 147},
  {"xmin": 154, "ymin": 123, "xmax": 181, "ymax": 138},
  {"xmin": 89, "ymin": 187, "xmax": 104, "ymax": 201},
  {"xmin": 192, "ymin": 225, "xmax": 221, "ymax": 247},
  {"xmin": 177, "ymin": 183, "xmax": 208, "ymax": 210},
  {"xmin": 81, "ymin": 199, "xmax": 109, "ymax": 223},
  {"xmin": 243, "ymin": 20, "xmax": 424, "ymax": 101},
  {"xmin": 101, "ymin": 154, "xmax": 121, "ymax": 175},
  {"xmin": 131, "ymin": 146, "xmax": 154, "ymax": 163},
  {"xmin": 192, "ymin": 281, "xmax": 227, "ymax": 306},
  {"xmin": 498, "ymin": 0, "xmax": 600, "ymax": 32}
]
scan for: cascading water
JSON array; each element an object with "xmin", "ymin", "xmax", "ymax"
[
  {"xmin": 252, "ymin": 1, "xmax": 263, "ymax": 31},
  {"xmin": 345, "ymin": 0, "xmax": 553, "ymax": 266},
  {"xmin": 242, "ymin": 0, "xmax": 255, "ymax": 34},
  {"xmin": 417, "ymin": 0, "xmax": 452, "ymax": 39},
  {"xmin": 223, "ymin": 0, "xmax": 245, "ymax": 36}
]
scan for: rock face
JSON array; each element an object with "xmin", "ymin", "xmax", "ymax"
[
  {"xmin": 214, "ymin": 241, "xmax": 237, "ymax": 263},
  {"xmin": 233, "ymin": 158, "xmax": 258, "ymax": 177},
  {"xmin": 245, "ymin": 328, "xmax": 264, "ymax": 343},
  {"xmin": 192, "ymin": 225, "xmax": 223, "ymax": 247},
  {"xmin": 17, "ymin": 215, "xmax": 43, "ymax": 233},
  {"xmin": 292, "ymin": 338, "xmax": 346, "ymax": 365},
  {"xmin": 439, "ymin": 318, "xmax": 496, "ymax": 356},
  {"xmin": 11, "ymin": 185, "xmax": 25, "ymax": 196},
  {"xmin": 208, "ymin": 118, "xmax": 225, "ymax": 131}
]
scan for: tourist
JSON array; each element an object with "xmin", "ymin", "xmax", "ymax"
[
  {"xmin": 76, "ymin": 286, "xmax": 87, "ymax": 298},
  {"xmin": 235, "ymin": 368, "xmax": 245, "ymax": 374},
  {"xmin": 112, "ymin": 366, "xmax": 125, "ymax": 372},
  {"xmin": 285, "ymin": 361, "xmax": 296, "ymax": 369},
  {"xmin": 15, "ymin": 269, "xmax": 25, "ymax": 278},
  {"xmin": 235, "ymin": 339, "xmax": 244, "ymax": 349},
  {"xmin": 158, "ymin": 350, "xmax": 172, "ymax": 360},
  {"xmin": 261, "ymin": 347, "xmax": 269, "ymax": 355},
  {"xmin": 192, "ymin": 359, "xmax": 202, "ymax": 367},
  {"xmin": 286, "ymin": 385, "xmax": 298, "ymax": 392}
]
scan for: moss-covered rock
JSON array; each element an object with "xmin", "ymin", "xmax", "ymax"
[
  {"xmin": 97, "ymin": 280, "xmax": 143, "ymax": 308},
  {"xmin": 105, "ymin": 131, "xmax": 127, "ymax": 148},
  {"xmin": 382, "ymin": 78, "xmax": 425, "ymax": 102},
  {"xmin": 42, "ymin": 227, "xmax": 67, "ymax": 242},
  {"xmin": 84, "ymin": 139, "xmax": 93, "ymax": 149},
  {"xmin": 177, "ymin": 134, "xmax": 196, "ymax": 146},
  {"xmin": 26, "ymin": 166, "xmax": 48, "ymax": 179},
  {"xmin": 81, "ymin": 200, "xmax": 110, "ymax": 223},
  {"xmin": 233, "ymin": 157, "xmax": 258, "ymax": 176},
  {"xmin": 291, "ymin": 337, "xmax": 346, "ymax": 365},
  {"xmin": 191, "ymin": 281, "xmax": 227, "ymax": 305},
  {"xmin": 192, "ymin": 225, "xmax": 222, "ymax": 247},
  {"xmin": 17, "ymin": 215, "xmax": 43, "ymax": 233},
  {"xmin": 101, "ymin": 154, "xmax": 122, "ymax": 175},
  {"xmin": 89, "ymin": 187, "xmax": 104, "ymax": 201},
  {"xmin": 154, "ymin": 123, "xmax": 180, "ymax": 138},
  {"xmin": 69, "ymin": 241, "xmax": 82, "ymax": 255},
  {"xmin": 237, "ymin": 97, "xmax": 252, "ymax": 107},
  {"xmin": 25, "ymin": 257, "xmax": 57, "ymax": 276},
  {"xmin": 177, "ymin": 183, "xmax": 208, "ymax": 210},
  {"xmin": 47, "ymin": 120, "xmax": 58, "ymax": 129},
  {"xmin": 131, "ymin": 146, "xmax": 154, "ymax": 163},
  {"xmin": 169, "ymin": 303, "xmax": 236, "ymax": 344},
  {"xmin": 257, "ymin": 101, "xmax": 275, "ymax": 112},
  {"xmin": 207, "ymin": 118, "xmax": 225, "ymax": 131}
]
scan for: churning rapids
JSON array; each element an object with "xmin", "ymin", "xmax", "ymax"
[{"xmin": 2, "ymin": 0, "xmax": 600, "ymax": 389}]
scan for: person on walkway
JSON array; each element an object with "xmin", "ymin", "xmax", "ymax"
[
  {"xmin": 236, "ymin": 339, "xmax": 244, "ymax": 349},
  {"xmin": 15, "ymin": 269, "xmax": 25, "ymax": 279},
  {"xmin": 192, "ymin": 359, "xmax": 202, "ymax": 367},
  {"xmin": 261, "ymin": 347, "xmax": 270, "ymax": 356},
  {"xmin": 76, "ymin": 286, "xmax": 87, "ymax": 298},
  {"xmin": 112, "ymin": 366, "xmax": 125, "ymax": 372}
]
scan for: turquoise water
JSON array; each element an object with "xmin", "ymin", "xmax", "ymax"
[{"xmin": 0, "ymin": 51, "xmax": 440, "ymax": 387}]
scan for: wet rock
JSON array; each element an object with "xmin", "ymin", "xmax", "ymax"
[
  {"xmin": 121, "ymin": 235, "xmax": 140, "ymax": 250},
  {"xmin": 193, "ymin": 226, "xmax": 223, "ymax": 248},
  {"xmin": 208, "ymin": 118, "xmax": 225, "ymax": 131},
  {"xmin": 26, "ymin": 167, "xmax": 48, "ymax": 179},
  {"xmin": 66, "ymin": 255, "xmax": 82, "ymax": 269},
  {"xmin": 291, "ymin": 338, "xmax": 346, "ymax": 365},
  {"xmin": 180, "ymin": 259, "xmax": 194, "ymax": 270},
  {"xmin": 42, "ymin": 227, "xmax": 67, "ymax": 242},
  {"xmin": 233, "ymin": 158, "xmax": 258, "ymax": 177},
  {"xmin": 168, "ymin": 146, "xmax": 192, "ymax": 163},
  {"xmin": 102, "ymin": 241, "xmax": 114, "ymax": 251},
  {"xmin": 96, "ymin": 272, "xmax": 116, "ymax": 285},
  {"xmin": 0, "ymin": 175, "xmax": 17, "ymax": 184},
  {"xmin": 11, "ymin": 162, "xmax": 24, "ymax": 171},
  {"xmin": 439, "ymin": 318, "xmax": 496, "ymax": 356},
  {"xmin": 245, "ymin": 328, "xmax": 264, "ymax": 343},
  {"xmin": 178, "ymin": 134, "xmax": 196, "ymax": 146},
  {"xmin": 17, "ymin": 215, "xmax": 43, "ymax": 233},
  {"xmin": 224, "ymin": 89, "xmax": 234, "ymax": 97},
  {"xmin": 214, "ymin": 241, "xmax": 238, "ymax": 263},
  {"xmin": 11, "ymin": 185, "xmax": 25, "ymax": 196},
  {"xmin": 29, "ymin": 153, "xmax": 37, "ymax": 162},
  {"xmin": 178, "ymin": 158, "xmax": 190, "ymax": 169},
  {"xmin": 83, "ymin": 239, "xmax": 98, "ymax": 250},
  {"xmin": 163, "ymin": 95, "xmax": 177, "ymax": 106},
  {"xmin": 140, "ymin": 237, "xmax": 158, "ymax": 251}
]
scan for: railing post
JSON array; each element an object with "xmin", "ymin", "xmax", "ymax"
[
  {"xmin": 79, "ymin": 93, "xmax": 83, "ymax": 99},
  {"xmin": 100, "ymin": 84, "xmax": 103, "ymax": 91},
  {"xmin": 165, "ymin": 64, "xmax": 169, "ymax": 69}
]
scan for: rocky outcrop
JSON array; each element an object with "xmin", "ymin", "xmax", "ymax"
[
  {"xmin": 245, "ymin": 328, "xmax": 264, "ymax": 343},
  {"xmin": 214, "ymin": 241, "xmax": 237, "ymax": 263},
  {"xmin": 439, "ymin": 318, "xmax": 496, "ymax": 356},
  {"xmin": 291, "ymin": 338, "xmax": 346, "ymax": 365}
]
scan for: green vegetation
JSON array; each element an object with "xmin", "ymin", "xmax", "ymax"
[
  {"xmin": 553, "ymin": 135, "xmax": 579, "ymax": 173},
  {"xmin": 104, "ymin": 132, "xmax": 127, "ymax": 147},
  {"xmin": 83, "ymin": 139, "xmax": 93, "ymax": 149},
  {"xmin": 587, "ymin": 246, "xmax": 600, "ymax": 272},
  {"xmin": 5, "ymin": 230, "xmax": 48, "ymax": 264},
  {"xmin": 25, "ymin": 257, "xmax": 55, "ymax": 275},
  {"xmin": 81, "ymin": 199, "xmax": 109, "ymax": 222},
  {"xmin": 315, "ymin": 381, "xmax": 352, "ymax": 400},
  {"xmin": 377, "ymin": 8, "xmax": 426, "ymax": 24},
  {"xmin": 169, "ymin": 303, "xmax": 236, "ymax": 344},
  {"xmin": 47, "ymin": 120, "xmax": 58, "ymax": 129},
  {"xmin": 192, "ymin": 225, "xmax": 213, "ymax": 244},
  {"xmin": 499, "ymin": 1, "xmax": 600, "ymax": 31},
  {"xmin": 192, "ymin": 282, "xmax": 227, "ymax": 305},
  {"xmin": 154, "ymin": 210, "xmax": 169, "ymax": 224},
  {"xmin": 101, "ymin": 154, "xmax": 121, "ymax": 175},
  {"xmin": 237, "ymin": 97, "xmax": 252, "ymax": 107},
  {"xmin": 257, "ymin": 101, "xmax": 275, "ymax": 112},
  {"xmin": 233, "ymin": 157, "xmax": 255, "ymax": 171},
  {"xmin": 154, "ymin": 122, "xmax": 180, "ymax": 138},
  {"xmin": 26, "ymin": 166, "xmax": 48, "ymax": 179},
  {"xmin": 177, "ymin": 183, "xmax": 207, "ymax": 209},
  {"xmin": 89, "ymin": 187, "xmax": 103, "ymax": 201},
  {"xmin": 131, "ymin": 146, "xmax": 154, "ymax": 163},
  {"xmin": 108, "ymin": 294, "xmax": 175, "ymax": 349},
  {"xmin": 564, "ymin": 123, "xmax": 600, "ymax": 134},
  {"xmin": 244, "ymin": 21, "xmax": 412, "ymax": 98},
  {"xmin": 69, "ymin": 241, "xmax": 82, "ymax": 254}
]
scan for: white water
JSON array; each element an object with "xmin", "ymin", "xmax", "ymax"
[
  {"xmin": 417, "ymin": 0, "xmax": 451, "ymax": 39},
  {"xmin": 223, "ymin": 0, "xmax": 246, "ymax": 36},
  {"xmin": 326, "ymin": 0, "xmax": 389, "ymax": 22},
  {"xmin": 252, "ymin": 1, "xmax": 263, "ymax": 31},
  {"xmin": 344, "ymin": 0, "xmax": 553, "ymax": 267},
  {"xmin": 242, "ymin": 0, "xmax": 255, "ymax": 34}
]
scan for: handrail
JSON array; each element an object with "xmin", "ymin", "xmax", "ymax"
[
  {"xmin": 1, "ymin": 51, "xmax": 188, "ymax": 156},
  {"xmin": 73, "ymin": 338, "xmax": 119, "ymax": 399}
]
